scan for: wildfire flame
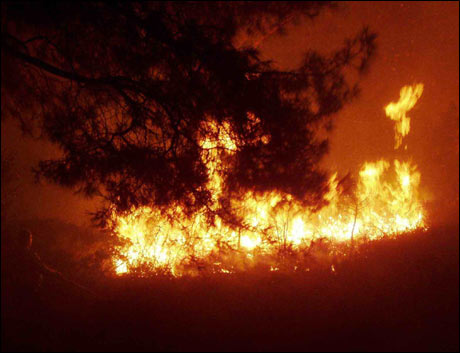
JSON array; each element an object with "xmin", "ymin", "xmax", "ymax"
[
  {"xmin": 110, "ymin": 84, "xmax": 427, "ymax": 276},
  {"xmin": 385, "ymin": 83, "xmax": 424, "ymax": 149}
]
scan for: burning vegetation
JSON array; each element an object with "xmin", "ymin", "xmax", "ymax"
[
  {"xmin": 111, "ymin": 83, "xmax": 426, "ymax": 276},
  {"xmin": 2, "ymin": 2, "xmax": 459, "ymax": 352}
]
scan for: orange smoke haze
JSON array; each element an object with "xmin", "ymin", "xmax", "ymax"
[{"xmin": 1, "ymin": 1, "xmax": 458, "ymax": 228}]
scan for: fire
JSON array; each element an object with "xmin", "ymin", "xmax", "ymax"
[
  {"xmin": 385, "ymin": 83, "xmax": 424, "ymax": 149},
  {"xmin": 110, "ymin": 85, "xmax": 427, "ymax": 276}
]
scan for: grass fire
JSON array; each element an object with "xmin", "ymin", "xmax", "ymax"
[
  {"xmin": 1, "ymin": 2, "xmax": 458, "ymax": 352},
  {"xmin": 111, "ymin": 84, "xmax": 426, "ymax": 276}
]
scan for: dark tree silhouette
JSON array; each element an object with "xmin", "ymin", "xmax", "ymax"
[{"xmin": 1, "ymin": 2, "xmax": 376, "ymax": 225}]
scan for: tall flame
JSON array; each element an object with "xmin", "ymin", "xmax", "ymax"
[
  {"xmin": 110, "ymin": 84, "xmax": 427, "ymax": 276},
  {"xmin": 385, "ymin": 83, "xmax": 424, "ymax": 149}
]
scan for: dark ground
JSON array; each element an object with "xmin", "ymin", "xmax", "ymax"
[{"xmin": 2, "ymin": 224, "xmax": 459, "ymax": 352}]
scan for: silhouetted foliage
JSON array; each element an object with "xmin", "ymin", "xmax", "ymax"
[{"xmin": 1, "ymin": 2, "xmax": 376, "ymax": 225}]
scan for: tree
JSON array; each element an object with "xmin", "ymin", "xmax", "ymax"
[{"xmin": 1, "ymin": 2, "xmax": 376, "ymax": 226}]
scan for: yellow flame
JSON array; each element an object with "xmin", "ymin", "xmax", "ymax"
[
  {"xmin": 385, "ymin": 83, "xmax": 424, "ymax": 149},
  {"xmin": 111, "ymin": 85, "xmax": 427, "ymax": 276}
]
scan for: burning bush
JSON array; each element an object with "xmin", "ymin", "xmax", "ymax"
[{"xmin": 110, "ymin": 84, "xmax": 427, "ymax": 276}]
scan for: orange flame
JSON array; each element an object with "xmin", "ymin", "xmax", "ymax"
[
  {"xmin": 110, "ymin": 85, "xmax": 427, "ymax": 276},
  {"xmin": 385, "ymin": 83, "xmax": 424, "ymax": 149}
]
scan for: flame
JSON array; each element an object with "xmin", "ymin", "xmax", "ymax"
[
  {"xmin": 110, "ymin": 85, "xmax": 427, "ymax": 276},
  {"xmin": 385, "ymin": 83, "xmax": 424, "ymax": 149}
]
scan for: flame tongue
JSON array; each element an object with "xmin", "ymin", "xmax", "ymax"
[
  {"xmin": 110, "ymin": 84, "xmax": 427, "ymax": 276},
  {"xmin": 385, "ymin": 84, "xmax": 424, "ymax": 149}
]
